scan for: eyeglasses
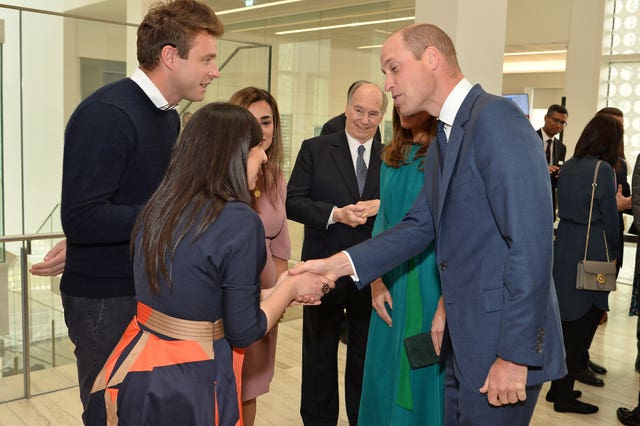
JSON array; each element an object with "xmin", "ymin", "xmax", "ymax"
[{"xmin": 548, "ymin": 116, "xmax": 568, "ymax": 127}]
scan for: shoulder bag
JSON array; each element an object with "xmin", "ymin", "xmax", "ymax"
[{"xmin": 575, "ymin": 160, "xmax": 617, "ymax": 292}]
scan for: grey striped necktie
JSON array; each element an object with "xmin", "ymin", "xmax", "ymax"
[
  {"xmin": 356, "ymin": 144, "xmax": 367, "ymax": 196},
  {"xmin": 437, "ymin": 120, "xmax": 447, "ymax": 170}
]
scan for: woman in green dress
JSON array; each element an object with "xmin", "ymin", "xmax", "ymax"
[{"xmin": 358, "ymin": 107, "xmax": 445, "ymax": 425}]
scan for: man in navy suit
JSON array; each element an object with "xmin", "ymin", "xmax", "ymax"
[
  {"xmin": 292, "ymin": 24, "xmax": 566, "ymax": 424},
  {"xmin": 287, "ymin": 80, "xmax": 386, "ymax": 425}
]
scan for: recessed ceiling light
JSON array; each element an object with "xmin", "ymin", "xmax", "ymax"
[
  {"xmin": 217, "ymin": 0, "xmax": 303, "ymax": 16},
  {"xmin": 275, "ymin": 16, "xmax": 415, "ymax": 35},
  {"xmin": 504, "ymin": 49, "xmax": 567, "ymax": 56}
]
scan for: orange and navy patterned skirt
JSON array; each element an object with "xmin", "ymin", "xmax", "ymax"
[{"xmin": 85, "ymin": 302, "xmax": 245, "ymax": 426}]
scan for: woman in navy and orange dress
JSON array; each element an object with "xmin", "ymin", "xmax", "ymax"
[
  {"xmin": 229, "ymin": 87, "xmax": 290, "ymax": 426},
  {"xmin": 84, "ymin": 103, "xmax": 331, "ymax": 426}
]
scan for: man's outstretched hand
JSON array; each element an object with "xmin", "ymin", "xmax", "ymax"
[{"xmin": 288, "ymin": 252, "xmax": 355, "ymax": 283}]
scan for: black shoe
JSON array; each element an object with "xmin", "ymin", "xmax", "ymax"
[
  {"xmin": 617, "ymin": 406, "xmax": 640, "ymax": 426},
  {"xmin": 554, "ymin": 399, "xmax": 598, "ymax": 414},
  {"xmin": 588, "ymin": 360, "xmax": 607, "ymax": 375},
  {"xmin": 575, "ymin": 368, "xmax": 604, "ymax": 387},
  {"xmin": 545, "ymin": 389, "xmax": 582, "ymax": 402}
]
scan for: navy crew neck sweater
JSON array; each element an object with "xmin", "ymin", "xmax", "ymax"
[{"xmin": 60, "ymin": 78, "xmax": 179, "ymax": 298}]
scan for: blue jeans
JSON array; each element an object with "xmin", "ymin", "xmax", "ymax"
[{"xmin": 61, "ymin": 293, "xmax": 136, "ymax": 423}]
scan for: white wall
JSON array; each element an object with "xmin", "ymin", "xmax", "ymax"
[
  {"xmin": 505, "ymin": 0, "xmax": 570, "ymax": 46},
  {"xmin": 0, "ymin": 8, "xmax": 66, "ymax": 235},
  {"xmin": 20, "ymin": 12, "xmax": 65, "ymax": 234},
  {"xmin": 416, "ymin": 0, "xmax": 508, "ymax": 95}
]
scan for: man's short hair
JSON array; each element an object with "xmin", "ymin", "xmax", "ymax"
[
  {"xmin": 546, "ymin": 104, "xmax": 568, "ymax": 117},
  {"xmin": 399, "ymin": 23, "xmax": 461, "ymax": 73},
  {"xmin": 347, "ymin": 80, "xmax": 388, "ymax": 114},
  {"xmin": 137, "ymin": 0, "xmax": 224, "ymax": 71}
]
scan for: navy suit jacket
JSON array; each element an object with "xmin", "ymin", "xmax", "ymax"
[{"xmin": 347, "ymin": 85, "xmax": 566, "ymax": 389}]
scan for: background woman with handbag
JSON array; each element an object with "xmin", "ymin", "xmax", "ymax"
[{"xmin": 547, "ymin": 113, "xmax": 623, "ymax": 415}]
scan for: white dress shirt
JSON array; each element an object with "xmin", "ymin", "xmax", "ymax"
[
  {"xmin": 130, "ymin": 67, "xmax": 177, "ymax": 111},
  {"xmin": 540, "ymin": 128, "xmax": 556, "ymax": 165},
  {"xmin": 327, "ymin": 132, "xmax": 374, "ymax": 227},
  {"xmin": 437, "ymin": 78, "xmax": 473, "ymax": 139}
]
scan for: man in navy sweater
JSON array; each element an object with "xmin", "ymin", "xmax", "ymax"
[{"xmin": 31, "ymin": 1, "xmax": 223, "ymax": 420}]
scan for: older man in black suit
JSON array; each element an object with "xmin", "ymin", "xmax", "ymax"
[
  {"xmin": 320, "ymin": 81, "xmax": 382, "ymax": 141},
  {"xmin": 287, "ymin": 80, "xmax": 386, "ymax": 426}
]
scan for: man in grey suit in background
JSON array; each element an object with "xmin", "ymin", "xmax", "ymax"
[{"xmin": 291, "ymin": 23, "xmax": 566, "ymax": 425}]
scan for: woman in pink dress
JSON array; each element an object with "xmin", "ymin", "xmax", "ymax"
[{"xmin": 229, "ymin": 87, "xmax": 291, "ymax": 426}]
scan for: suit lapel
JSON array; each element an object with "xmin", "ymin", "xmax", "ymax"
[
  {"xmin": 437, "ymin": 85, "xmax": 484, "ymax": 228},
  {"xmin": 330, "ymin": 132, "xmax": 360, "ymax": 200}
]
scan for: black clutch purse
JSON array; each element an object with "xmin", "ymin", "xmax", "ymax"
[{"xmin": 403, "ymin": 332, "xmax": 439, "ymax": 369}]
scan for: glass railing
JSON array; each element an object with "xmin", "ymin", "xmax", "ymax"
[
  {"xmin": 0, "ymin": 3, "xmax": 271, "ymax": 404},
  {"xmin": 0, "ymin": 232, "xmax": 67, "ymax": 402}
]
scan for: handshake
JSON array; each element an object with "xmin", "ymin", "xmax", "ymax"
[
  {"xmin": 271, "ymin": 269, "xmax": 334, "ymax": 306},
  {"xmin": 267, "ymin": 253, "xmax": 354, "ymax": 306}
]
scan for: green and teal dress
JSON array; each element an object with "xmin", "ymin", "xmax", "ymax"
[{"xmin": 358, "ymin": 144, "xmax": 445, "ymax": 426}]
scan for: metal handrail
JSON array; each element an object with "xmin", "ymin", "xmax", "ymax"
[
  {"xmin": 0, "ymin": 232, "xmax": 65, "ymax": 398},
  {"xmin": 34, "ymin": 204, "xmax": 61, "ymax": 234},
  {"xmin": 0, "ymin": 232, "xmax": 64, "ymax": 243}
]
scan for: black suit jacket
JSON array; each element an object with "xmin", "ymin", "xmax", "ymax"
[
  {"xmin": 286, "ymin": 131, "xmax": 382, "ymax": 261},
  {"xmin": 320, "ymin": 113, "xmax": 382, "ymax": 142},
  {"xmin": 536, "ymin": 128, "xmax": 567, "ymax": 167},
  {"xmin": 537, "ymin": 128, "xmax": 567, "ymax": 220}
]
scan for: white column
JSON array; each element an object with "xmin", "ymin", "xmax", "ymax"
[
  {"xmin": 415, "ymin": 0, "xmax": 508, "ymax": 95},
  {"xmin": 562, "ymin": 0, "xmax": 606, "ymax": 153}
]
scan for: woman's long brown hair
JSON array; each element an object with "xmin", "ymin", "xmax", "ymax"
[
  {"xmin": 131, "ymin": 102, "xmax": 263, "ymax": 294},
  {"xmin": 229, "ymin": 87, "xmax": 283, "ymax": 207},
  {"xmin": 382, "ymin": 107, "xmax": 437, "ymax": 168}
]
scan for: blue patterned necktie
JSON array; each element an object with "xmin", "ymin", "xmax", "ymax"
[
  {"xmin": 356, "ymin": 144, "xmax": 367, "ymax": 196},
  {"xmin": 437, "ymin": 120, "xmax": 447, "ymax": 170}
]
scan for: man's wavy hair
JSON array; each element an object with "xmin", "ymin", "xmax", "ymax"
[{"xmin": 137, "ymin": 0, "xmax": 224, "ymax": 70}]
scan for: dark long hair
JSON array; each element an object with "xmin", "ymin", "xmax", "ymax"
[
  {"xmin": 228, "ymin": 87, "xmax": 283, "ymax": 206},
  {"xmin": 573, "ymin": 114, "xmax": 623, "ymax": 168},
  {"xmin": 382, "ymin": 107, "xmax": 437, "ymax": 168},
  {"xmin": 596, "ymin": 106, "xmax": 626, "ymax": 170},
  {"xmin": 132, "ymin": 102, "xmax": 263, "ymax": 294}
]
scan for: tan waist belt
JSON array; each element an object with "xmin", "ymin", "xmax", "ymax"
[{"xmin": 136, "ymin": 301, "xmax": 224, "ymax": 342}]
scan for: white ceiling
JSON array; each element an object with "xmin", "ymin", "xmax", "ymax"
[{"xmin": 61, "ymin": 0, "xmax": 571, "ymax": 72}]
